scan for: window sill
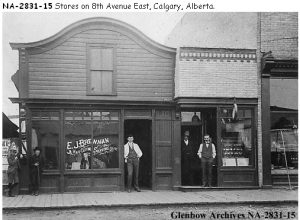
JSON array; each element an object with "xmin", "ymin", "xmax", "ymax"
[
  {"xmin": 64, "ymin": 169, "xmax": 121, "ymax": 175},
  {"xmin": 271, "ymin": 169, "xmax": 298, "ymax": 175},
  {"xmin": 42, "ymin": 170, "xmax": 60, "ymax": 175},
  {"xmin": 86, "ymin": 92, "xmax": 117, "ymax": 96},
  {"xmin": 219, "ymin": 166, "xmax": 256, "ymax": 171}
]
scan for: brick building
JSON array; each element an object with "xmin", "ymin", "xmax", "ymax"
[
  {"xmin": 260, "ymin": 12, "xmax": 298, "ymax": 187},
  {"xmin": 166, "ymin": 13, "xmax": 260, "ymax": 187}
]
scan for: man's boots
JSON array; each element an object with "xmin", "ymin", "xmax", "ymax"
[{"xmin": 8, "ymin": 183, "xmax": 14, "ymax": 197}]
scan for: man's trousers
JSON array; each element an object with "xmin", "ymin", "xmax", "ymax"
[
  {"xmin": 127, "ymin": 158, "xmax": 139, "ymax": 189},
  {"xmin": 201, "ymin": 157, "xmax": 213, "ymax": 186}
]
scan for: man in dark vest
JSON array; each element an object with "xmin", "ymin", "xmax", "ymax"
[
  {"xmin": 181, "ymin": 131, "xmax": 194, "ymax": 185},
  {"xmin": 124, "ymin": 134, "xmax": 143, "ymax": 193},
  {"xmin": 198, "ymin": 134, "xmax": 216, "ymax": 187}
]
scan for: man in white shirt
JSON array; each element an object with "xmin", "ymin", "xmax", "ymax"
[
  {"xmin": 124, "ymin": 134, "xmax": 143, "ymax": 192},
  {"xmin": 197, "ymin": 134, "xmax": 216, "ymax": 187}
]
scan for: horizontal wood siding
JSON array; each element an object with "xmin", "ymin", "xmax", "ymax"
[{"xmin": 28, "ymin": 29, "xmax": 175, "ymax": 101}]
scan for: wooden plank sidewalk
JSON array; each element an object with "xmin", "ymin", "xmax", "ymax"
[{"xmin": 2, "ymin": 189, "xmax": 298, "ymax": 210}]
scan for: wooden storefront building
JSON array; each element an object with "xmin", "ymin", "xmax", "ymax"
[{"xmin": 10, "ymin": 17, "xmax": 262, "ymax": 193}]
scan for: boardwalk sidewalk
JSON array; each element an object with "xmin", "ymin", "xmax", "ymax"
[{"xmin": 2, "ymin": 189, "xmax": 298, "ymax": 210}]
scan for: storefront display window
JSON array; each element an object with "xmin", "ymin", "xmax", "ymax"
[
  {"xmin": 220, "ymin": 108, "xmax": 254, "ymax": 167},
  {"xmin": 270, "ymin": 77, "xmax": 298, "ymax": 172},
  {"xmin": 32, "ymin": 111, "xmax": 60, "ymax": 170},
  {"xmin": 271, "ymin": 129, "xmax": 298, "ymax": 170},
  {"xmin": 64, "ymin": 111, "xmax": 119, "ymax": 170},
  {"xmin": 92, "ymin": 121, "xmax": 119, "ymax": 169}
]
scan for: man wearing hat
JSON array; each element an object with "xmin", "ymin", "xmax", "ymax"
[
  {"xmin": 30, "ymin": 147, "xmax": 44, "ymax": 196},
  {"xmin": 7, "ymin": 143, "xmax": 22, "ymax": 197},
  {"xmin": 181, "ymin": 131, "xmax": 194, "ymax": 185},
  {"xmin": 124, "ymin": 134, "xmax": 143, "ymax": 192}
]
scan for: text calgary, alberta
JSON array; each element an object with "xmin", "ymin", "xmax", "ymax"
[{"xmin": 53, "ymin": 2, "xmax": 214, "ymax": 11}]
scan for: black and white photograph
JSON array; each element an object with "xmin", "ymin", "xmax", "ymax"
[{"xmin": 1, "ymin": 5, "xmax": 298, "ymax": 220}]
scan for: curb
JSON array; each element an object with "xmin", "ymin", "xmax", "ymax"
[{"xmin": 3, "ymin": 200, "xmax": 298, "ymax": 211}]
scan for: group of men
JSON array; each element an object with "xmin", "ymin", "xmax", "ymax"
[
  {"xmin": 124, "ymin": 132, "xmax": 216, "ymax": 193},
  {"xmin": 182, "ymin": 132, "xmax": 216, "ymax": 187},
  {"xmin": 7, "ymin": 144, "xmax": 44, "ymax": 197},
  {"xmin": 8, "ymin": 133, "xmax": 215, "ymax": 196}
]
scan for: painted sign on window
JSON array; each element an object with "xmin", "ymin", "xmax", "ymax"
[{"xmin": 66, "ymin": 137, "xmax": 118, "ymax": 156}]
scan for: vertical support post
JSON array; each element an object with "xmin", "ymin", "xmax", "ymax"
[
  {"xmin": 59, "ymin": 109, "xmax": 65, "ymax": 193},
  {"xmin": 172, "ymin": 110, "xmax": 181, "ymax": 188},
  {"xmin": 216, "ymin": 106, "xmax": 222, "ymax": 187},
  {"xmin": 120, "ymin": 109, "xmax": 125, "ymax": 191},
  {"xmin": 261, "ymin": 74, "xmax": 272, "ymax": 186},
  {"xmin": 152, "ymin": 109, "xmax": 156, "ymax": 191}
]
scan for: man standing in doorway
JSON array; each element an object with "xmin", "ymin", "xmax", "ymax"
[
  {"xmin": 181, "ymin": 131, "xmax": 194, "ymax": 185},
  {"xmin": 198, "ymin": 134, "xmax": 216, "ymax": 187},
  {"xmin": 124, "ymin": 134, "xmax": 143, "ymax": 193}
]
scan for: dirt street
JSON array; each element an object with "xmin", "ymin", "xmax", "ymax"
[{"xmin": 3, "ymin": 204, "xmax": 297, "ymax": 220}]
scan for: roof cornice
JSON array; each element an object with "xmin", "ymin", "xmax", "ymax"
[{"xmin": 10, "ymin": 17, "xmax": 176, "ymax": 54}]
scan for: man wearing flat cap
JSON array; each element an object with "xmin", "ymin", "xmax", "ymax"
[
  {"xmin": 124, "ymin": 134, "xmax": 143, "ymax": 192},
  {"xmin": 181, "ymin": 131, "xmax": 194, "ymax": 185},
  {"xmin": 30, "ymin": 147, "xmax": 44, "ymax": 196}
]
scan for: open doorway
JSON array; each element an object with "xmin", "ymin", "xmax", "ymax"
[
  {"xmin": 124, "ymin": 119, "xmax": 152, "ymax": 189},
  {"xmin": 181, "ymin": 109, "xmax": 218, "ymax": 186},
  {"xmin": 181, "ymin": 125, "xmax": 202, "ymax": 185}
]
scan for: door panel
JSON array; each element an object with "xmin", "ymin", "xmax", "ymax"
[
  {"xmin": 155, "ymin": 120, "xmax": 172, "ymax": 169},
  {"xmin": 155, "ymin": 111, "xmax": 173, "ymax": 190}
]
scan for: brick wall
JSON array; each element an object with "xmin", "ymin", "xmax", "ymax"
[
  {"xmin": 176, "ymin": 58, "xmax": 258, "ymax": 98},
  {"xmin": 261, "ymin": 12, "xmax": 298, "ymax": 59}
]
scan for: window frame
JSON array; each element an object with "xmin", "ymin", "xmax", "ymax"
[
  {"xmin": 218, "ymin": 107, "xmax": 256, "ymax": 168},
  {"xmin": 31, "ymin": 110, "xmax": 61, "ymax": 171},
  {"xmin": 63, "ymin": 110, "xmax": 120, "ymax": 171},
  {"xmin": 86, "ymin": 43, "xmax": 117, "ymax": 96}
]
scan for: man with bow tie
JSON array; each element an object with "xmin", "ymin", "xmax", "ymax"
[
  {"xmin": 198, "ymin": 134, "xmax": 216, "ymax": 187},
  {"xmin": 124, "ymin": 134, "xmax": 143, "ymax": 192}
]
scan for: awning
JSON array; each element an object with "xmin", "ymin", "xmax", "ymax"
[{"xmin": 2, "ymin": 112, "xmax": 19, "ymax": 138}]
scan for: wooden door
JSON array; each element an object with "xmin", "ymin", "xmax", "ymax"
[{"xmin": 154, "ymin": 110, "xmax": 173, "ymax": 190}]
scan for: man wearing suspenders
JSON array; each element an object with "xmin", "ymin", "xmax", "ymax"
[
  {"xmin": 198, "ymin": 134, "xmax": 216, "ymax": 187},
  {"xmin": 124, "ymin": 134, "xmax": 143, "ymax": 192}
]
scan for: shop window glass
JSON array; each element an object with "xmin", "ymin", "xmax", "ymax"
[
  {"xmin": 220, "ymin": 108, "xmax": 253, "ymax": 167},
  {"xmin": 31, "ymin": 120, "xmax": 60, "ymax": 170},
  {"xmin": 181, "ymin": 112, "xmax": 201, "ymax": 122},
  {"xmin": 271, "ymin": 129, "xmax": 298, "ymax": 170},
  {"xmin": 64, "ymin": 111, "xmax": 119, "ymax": 170},
  {"xmin": 65, "ymin": 121, "xmax": 92, "ymax": 170},
  {"xmin": 92, "ymin": 121, "xmax": 119, "ymax": 169},
  {"xmin": 270, "ymin": 77, "xmax": 298, "ymax": 172},
  {"xmin": 32, "ymin": 111, "xmax": 59, "ymax": 121}
]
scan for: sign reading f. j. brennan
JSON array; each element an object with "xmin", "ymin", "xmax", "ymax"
[{"xmin": 66, "ymin": 138, "xmax": 117, "ymax": 156}]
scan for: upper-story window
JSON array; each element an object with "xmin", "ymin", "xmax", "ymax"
[{"xmin": 87, "ymin": 44, "xmax": 116, "ymax": 95}]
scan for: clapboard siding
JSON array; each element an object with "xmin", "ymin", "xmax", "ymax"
[
  {"xmin": 30, "ymin": 81, "xmax": 86, "ymax": 86},
  {"xmin": 27, "ymin": 26, "xmax": 175, "ymax": 101}
]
